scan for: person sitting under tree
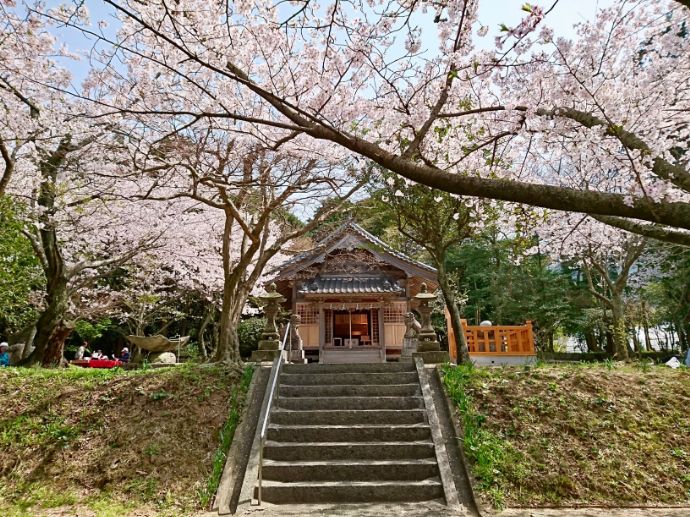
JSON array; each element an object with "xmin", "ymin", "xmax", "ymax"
[
  {"xmin": 75, "ymin": 341, "xmax": 90, "ymax": 360},
  {"xmin": 0, "ymin": 342, "xmax": 10, "ymax": 367}
]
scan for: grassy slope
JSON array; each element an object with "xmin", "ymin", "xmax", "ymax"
[
  {"xmin": 0, "ymin": 363, "xmax": 252, "ymax": 516},
  {"xmin": 442, "ymin": 363, "xmax": 690, "ymax": 508}
]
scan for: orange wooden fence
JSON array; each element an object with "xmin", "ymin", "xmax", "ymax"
[{"xmin": 446, "ymin": 311, "xmax": 536, "ymax": 362}]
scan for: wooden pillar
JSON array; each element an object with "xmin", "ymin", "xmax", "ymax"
[
  {"xmin": 378, "ymin": 306, "xmax": 385, "ymax": 356},
  {"xmin": 446, "ymin": 308, "xmax": 458, "ymax": 363},
  {"xmin": 526, "ymin": 320, "xmax": 534, "ymax": 353},
  {"xmin": 319, "ymin": 304, "xmax": 325, "ymax": 363}
]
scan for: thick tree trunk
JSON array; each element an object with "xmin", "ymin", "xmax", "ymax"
[
  {"xmin": 584, "ymin": 329, "xmax": 599, "ymax": 352},
  {"xmin": 610, "ymin": 297, "xmax": 630, "ymax": 360},
  {"xmin": 9, "ymin": 322, "xmax": 37, "ymax": 358},
  {"xmin": 212, "ymin": 276, "xmax": 249, "ymax": 363},
  {"xmin": 437, "ymin": 262, "xmax": 470, "ymax": 364},
  {"xmin": 603, "ymin": 313, "xmax": 615, "ymax": 357},
  {"xmin": 20, "ymin": 138, "xmax": 75, "ymax": 367},
  {"xmin": 214, "ymin": 297, "xmax": 242, "ymax": 363},
  {"xmin": 679, "ymin": 319, "xmax": 689, "ymax": 352},
  {"xmin": 21, "ymin": 277, "xmax": 70, "ymax": 367}
]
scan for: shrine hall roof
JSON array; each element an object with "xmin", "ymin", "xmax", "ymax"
[
  {"xmin": 272, "ymin": 221, "xmax": 437, "ymax": 281},
  {"xmin": 298, "ymin": 276, "xmax": 404, "ymax": 295}
]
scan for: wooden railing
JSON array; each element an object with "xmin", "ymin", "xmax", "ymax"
[
  {"xmin": 446, "ymin": 311, "xmax": 536, "ymax": 362},
  {"xmin": 461, "ymin": 319, "xmax": 535, "ymax": 355}
]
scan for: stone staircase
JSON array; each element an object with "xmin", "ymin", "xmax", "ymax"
[{"xmin": 253, "ymin": 361, "xmax": 447, "ymax": 505}]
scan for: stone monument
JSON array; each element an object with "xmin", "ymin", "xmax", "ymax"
[
  {"xmin": 125, "ymin": 335, "xmax": 190, "ymax": 363},
  {"xmin": 412, "ymin": 283, "xmax": 450, "ymax": 364},
  {"xmin": 400, "ymin": 312, "xmax": 421, "ymax": 362},
  {"xmin": 250, "ymin": 283, "xmax": 286, "ymax": 362}
]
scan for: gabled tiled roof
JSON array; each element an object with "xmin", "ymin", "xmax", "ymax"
[
  {"xmin": 299, "ymin": 276, "xmax": 404, "ymax": 295},
  {"xmin": 346, "ymin": 223, "xmax": 437, "ymax": 274},
  {"xmin": 273, "ymin": 221, "xmax": 437, "ymax": 279}
]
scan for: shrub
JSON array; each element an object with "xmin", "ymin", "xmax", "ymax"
[{"xmin": 238, "ymin": 317, "xmax": 266, "ymax": 358}]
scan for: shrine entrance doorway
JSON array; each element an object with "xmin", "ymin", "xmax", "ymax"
[{"xmin": 332, "ymin": 310, "xmax": 373, "ymax": 348}]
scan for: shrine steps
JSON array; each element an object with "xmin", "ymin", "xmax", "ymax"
[
  {"xmin": 255, "ymin": 480, "xmax": 443, "ymax": 504},
  {"xmin": 253, "ymin": 361, "xmax": 448, "ymax": 505}
]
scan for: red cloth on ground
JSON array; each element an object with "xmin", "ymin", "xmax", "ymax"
[{"xmin": 88, "ymin": 359, "xmax": 122, "ymax": 368}]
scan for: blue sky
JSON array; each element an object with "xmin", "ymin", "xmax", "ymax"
[
  {"xmin": 46, "ymin": 0, "xmax": 613, "ymax": 88},
  {"xmin": 478, "ymin": 0, "xmax": 613, "ymax": 41}
]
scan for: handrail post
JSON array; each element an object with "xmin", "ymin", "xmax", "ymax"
[{"xmin": 258, "ymin": 446, "xmax": 263, "ymax": 504}]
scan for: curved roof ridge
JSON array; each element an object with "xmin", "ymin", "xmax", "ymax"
[
  {"xmin": 345, "ymin": 222, "xmax": 437, "ymax": 273},
  {"xmin": 271, "ymin": 219, "xmax": 437, "ymax": 277}
]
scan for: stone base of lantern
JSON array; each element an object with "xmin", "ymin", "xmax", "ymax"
[
  {"xmin": 413, "ymin": 350, "xmax": 450, "ymax": 364},
  {"xmin": 250, "ymin": 347, "xmax": 281, "ymax": 363},
  {"xmin": 413, "ymin": 335, "xmax": 449, "ymax": 364},
  {"xmin": 417, "ymin": 340, "xmax": 442, "ymax": 352},
  {"xmin": 250, "ymin": 336, "xmax": 281, "ymax": 362},
  {"xmin": 257, "ymin": 338, "xmax": 280, "ymax": 351}
]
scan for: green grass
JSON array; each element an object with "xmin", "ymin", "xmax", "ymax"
[
  {"xmin": 442, "ymin": 362, "xmax": 690, "ymax": 508},
  {"xmin": 442, "ymin": 363, "xmax": 525, "ymax": 508},
  {"xmin": 0, "ymin": 362, "xmax": 249, "ymax": 516},
  {"xmin": 198, "ymin": 364, "xmax": 254, "ymax": 508}
]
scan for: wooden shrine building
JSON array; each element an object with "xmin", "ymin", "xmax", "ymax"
[
  {"xmin": 272, "ymin": 222, "xmax": 437, "ymax": 363},
  {"xmin": 272, "ymin": 221, "xmax": 536, "ymax": 364}
]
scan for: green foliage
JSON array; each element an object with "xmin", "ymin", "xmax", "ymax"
[
  {"xmin": 72, "ymin": 318, "xmax": 114, "ymax": 349},
  {"xmin": 199, "ymin": 365, "xmax": 254, "ymax": 508},
  {"xmin": 0, "ymin": 196, "xmax": 44, "ymax": 336},
  {"xmin": 447, "ymin": 233, "xmax": 590, "ymax": 350},
  {"xmin": 237, "ymin": 317, "xmax": 266, "ymax": 358}
]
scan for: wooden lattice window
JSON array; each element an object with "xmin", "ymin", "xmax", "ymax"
[
  {"xmin": 324, "ymin": 309, "xmax": 332, "ymax": 344},
  {"xmin": 383, "ymin": 302, "xmax": 406, "ymax": 323},
  {"xmin": 371, "ymin": 309, "xmax": 379, "ymax": 345},
  {"xmin": 296, "ymin": 303, "xmax": 318, "ymax": 325}
]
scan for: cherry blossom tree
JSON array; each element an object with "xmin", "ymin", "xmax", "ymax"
[
  {"xmin": 117, "ymin": 128, "xmax": 363, "ymax": 362},
  {"xmin": 539, "ymin": 215, "xmax": 648, "ymax": 360},
  {"xmin": 0, "ymin": 4, "xmax": 176, "ymax": 365},
  {"xmin": 44, "ymin": 0, "xmax": 690, "ymax": 243}
]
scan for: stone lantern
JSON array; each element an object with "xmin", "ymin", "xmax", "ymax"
[
  {"xmin": 250, "ymin": 283, "xmax": 286, "ymax": 362},
  {"xmin": 412, "ymin": 282, "xmax": 450, "ymax": 364}
]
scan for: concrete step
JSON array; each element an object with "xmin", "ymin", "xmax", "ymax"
[
  {"xmin": 263, "ymin": 441, "xmax": 436, "ymax": 461},
  {"xmin": 279, "ymin": 383, "xmax": 421, "ymax": 398},
  {"xmin": 262, "ymin": 459, "xmax": 439, "ymax": 482},
  {"xmin": 283, "ymin": 362, "xmax": 415, "ymax": 374},
  {"xmin": 266, "ymin": 424, "xmax": 432, "ymax": 443},
  {"xmin": 279, "ymin": 371, "xmax": 419, "ymax": 386},
  {"xmin": 277, "ymin": 396, "xmax": 424, "ymax": 411},
  {"xmin": 254, "ymin": 479, "xmax": 444, "ymax": 504},
  {"xmin": 271, "ymin": 409, "xmax": 427, "ymax": 425}
]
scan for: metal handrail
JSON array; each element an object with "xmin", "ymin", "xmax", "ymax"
[{"xmin": 257, "ymin": 321, "xmax": 291, "ymax": 505}]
